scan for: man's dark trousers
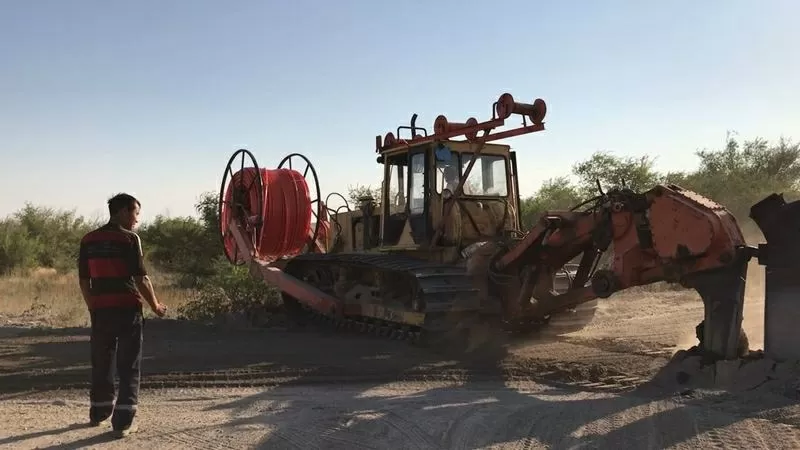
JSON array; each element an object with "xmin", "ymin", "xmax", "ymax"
[{"xmin": 89, "ymin": 306, "xmax": 143, "ymax": 429}]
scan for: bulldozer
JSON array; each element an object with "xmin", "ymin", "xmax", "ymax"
[{"xmin": 219, "ymin": 92, "xmax": 799, "ymax": 361}]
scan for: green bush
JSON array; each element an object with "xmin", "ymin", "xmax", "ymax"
[
  {"xmin": 138, "ymin": 215, "xmax": 219, "ymax": 283},
  {"xmin": 0, "ymin": 204, "xmax": 99, "ymax": 275},
  {"xmin": 135, "ymin": 192, "xmax": 221, "ymax": 279},
  {"xmin": 175, "ymin": 259, "xmax": 282, "ymax": 323}
]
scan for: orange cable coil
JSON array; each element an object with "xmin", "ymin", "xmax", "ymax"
[{"xmin": 221, "ymin": 167, "xmax": 321, "ymax": 262}]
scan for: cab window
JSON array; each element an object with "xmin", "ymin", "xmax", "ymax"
[
  {"xmin": 409, "ymin": 152, "xmax": 425, "ymax": 215},
  {"xmin": 460, "ymin": 153, "xmax": 508, "ymax": 196},
  {"xmin": 435, "ymin": 148, "xmax": 459, "ymax": 195}
]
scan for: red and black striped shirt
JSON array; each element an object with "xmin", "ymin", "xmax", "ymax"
[{"xmin": 78, "ymin": 222, "xmax": 148, "ymax": 309}]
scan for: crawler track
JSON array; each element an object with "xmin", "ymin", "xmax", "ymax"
[
  {"xmin": 279, "ymin": 252, "xmax": 586, "ymax": 349},
  {"xmin": 281, "ymin": 252, "xmax": 487, "ymax": 345}
]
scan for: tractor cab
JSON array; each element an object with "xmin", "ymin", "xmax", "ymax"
[
  {"xmin": 378, "ymin": 140, "xmax": 522, "ymax": 253},
  {"xmin": 334, "ymin": 92, "xmax": 546, "ymax": 263}
]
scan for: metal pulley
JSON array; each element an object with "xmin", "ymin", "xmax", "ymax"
[{"xmin": 495, "ymin": 93, "xmax": 547, "ymax": 124}]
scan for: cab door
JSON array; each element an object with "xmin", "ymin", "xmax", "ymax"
[{"xmin": 407, "ymin": 148, "xmax": 431, "ymax": 244}]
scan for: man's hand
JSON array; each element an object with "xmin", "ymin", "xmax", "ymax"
[{"xmin": 151, "ymin": 301, "xmax": 167, "ymax": 317}]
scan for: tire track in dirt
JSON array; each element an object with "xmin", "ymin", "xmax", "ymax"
[
  {"xmin": 157, "ymin": 429, "xmax": 242, "ymax": 450},
  {"xmin": 444, "ymin": 403, "xmax": 498, "ymax": 450},
  {"xmin": 316, "ymin": 417, "xmax": 381, "ymax": 450},
  {"xmin": 1, "ymin": 345, "xmax": 664, "ymax": 397},
  {"xmin": 377, "ymin": 411, "xmax": 439, "ymax": 450},
  {"xmin": 672, "ymin": 400, "xmax": 800, "ymax": 450},
  {"xmin": 559, "ymin": 336, "xmax": 677, "ymax": 359},
  {"xmin": 270, "ymin": 424, "xmax": 327, "ymax": 449},
  {"xmin": 500, "ymin": 395, "xmax": 594, "ymax": 449}
]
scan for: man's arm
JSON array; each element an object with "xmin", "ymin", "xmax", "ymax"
[
  {"xmin": 128, "ymin": 233, "xmax": 165, "ymax": 315},
  {"xmin": 77, "ymin": 240, "xmax": 93, "ymax": 310},
  {"xmin": 136, "ymin": 276, "xmax": 162, "ymax": 312}
]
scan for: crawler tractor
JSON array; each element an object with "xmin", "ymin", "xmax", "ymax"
[{"xmin": 219, "ymin": 92, "xmax": 800, "ymax": 361}]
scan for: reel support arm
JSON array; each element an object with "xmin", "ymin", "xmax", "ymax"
[{"xmin": 227, "ymin": 219, "xmax": 341, "ymax": 316}]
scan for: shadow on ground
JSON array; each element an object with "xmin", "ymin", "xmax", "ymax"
[
  {"xmin": 0, "ymin": 316, "xmax": 638, "ymax": 395},
  {"xmin": 2, "ymin": 317, "xmax": 540, "ymax": 394},
  {"xmin": 137, "ymin": 361, "xmax": 798, "ymax": 449},
  {"xmin": 3, "ymin": 318, "xmax": 799, "ymax": 448},
  {"xmin": 0, "ymin": 423, "xmax": 120, "ymax": 449}
]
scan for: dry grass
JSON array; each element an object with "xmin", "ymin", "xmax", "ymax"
[
  {"xmin": 0, "ymin": 224, "xmax": 770, "ymax": 330},
  {"xmin": 0, "ymin": 267, "xmax": 197, "ymax": 328}
]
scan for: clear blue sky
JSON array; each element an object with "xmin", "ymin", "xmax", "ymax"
[{"xmin": 1, "ymin": 0, "xmax": 798, "ymax": 223}]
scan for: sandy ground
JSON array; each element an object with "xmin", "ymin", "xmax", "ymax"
[
  {"xmin": 2, "ymin": 271, "xmax": 798, "ymax": 449},
  {"xmin": 4, "ymin": 381, "xmax": 800, "ymax": 449}
]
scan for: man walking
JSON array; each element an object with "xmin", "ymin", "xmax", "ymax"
[{"xmin": 78, "ymin": 193, "xmax": 167, "ymax": 438}]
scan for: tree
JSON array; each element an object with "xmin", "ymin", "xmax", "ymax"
[
  {"xmin": 346, "ymin": 184, "xmax": 382, "ymax": 208},
  {"xmin": 519, "ymin": 177, "xmax": 582, "ymax": 229},
  {"xmin": 695, "ymin": 135, "xmax": 800, "ymax": 184},
  {"xmin": 679, "ymin": 135, "xmax": 800, "ymax": 218},
  {"xmin": 516, "ymin": 135, "xmax": 800, "ymax": 232},
  {"xmin": 572, "ymin": 151, "xmax": 662, "ymax": 196},
  {"xmin": 195, "ymin": 191, "xmax": 221, "ymax": 238}
]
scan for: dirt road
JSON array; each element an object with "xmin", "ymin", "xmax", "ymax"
[{"xmin": 2, "ymin": 285, "xmax": 798, "ymax": 448}]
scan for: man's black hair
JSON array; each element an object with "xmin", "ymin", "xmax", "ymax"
[{"xmin": 107, "ymin": 193, "xmax": 141, "ymax": 216}]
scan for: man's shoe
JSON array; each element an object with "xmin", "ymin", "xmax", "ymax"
[
  {"xmin": 88, "ymin": 418, "xmax": 109, "ymax": 427},
  {"xmin": 113, "ymin": 422, "xmax": 138, "ymax": 438}
]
